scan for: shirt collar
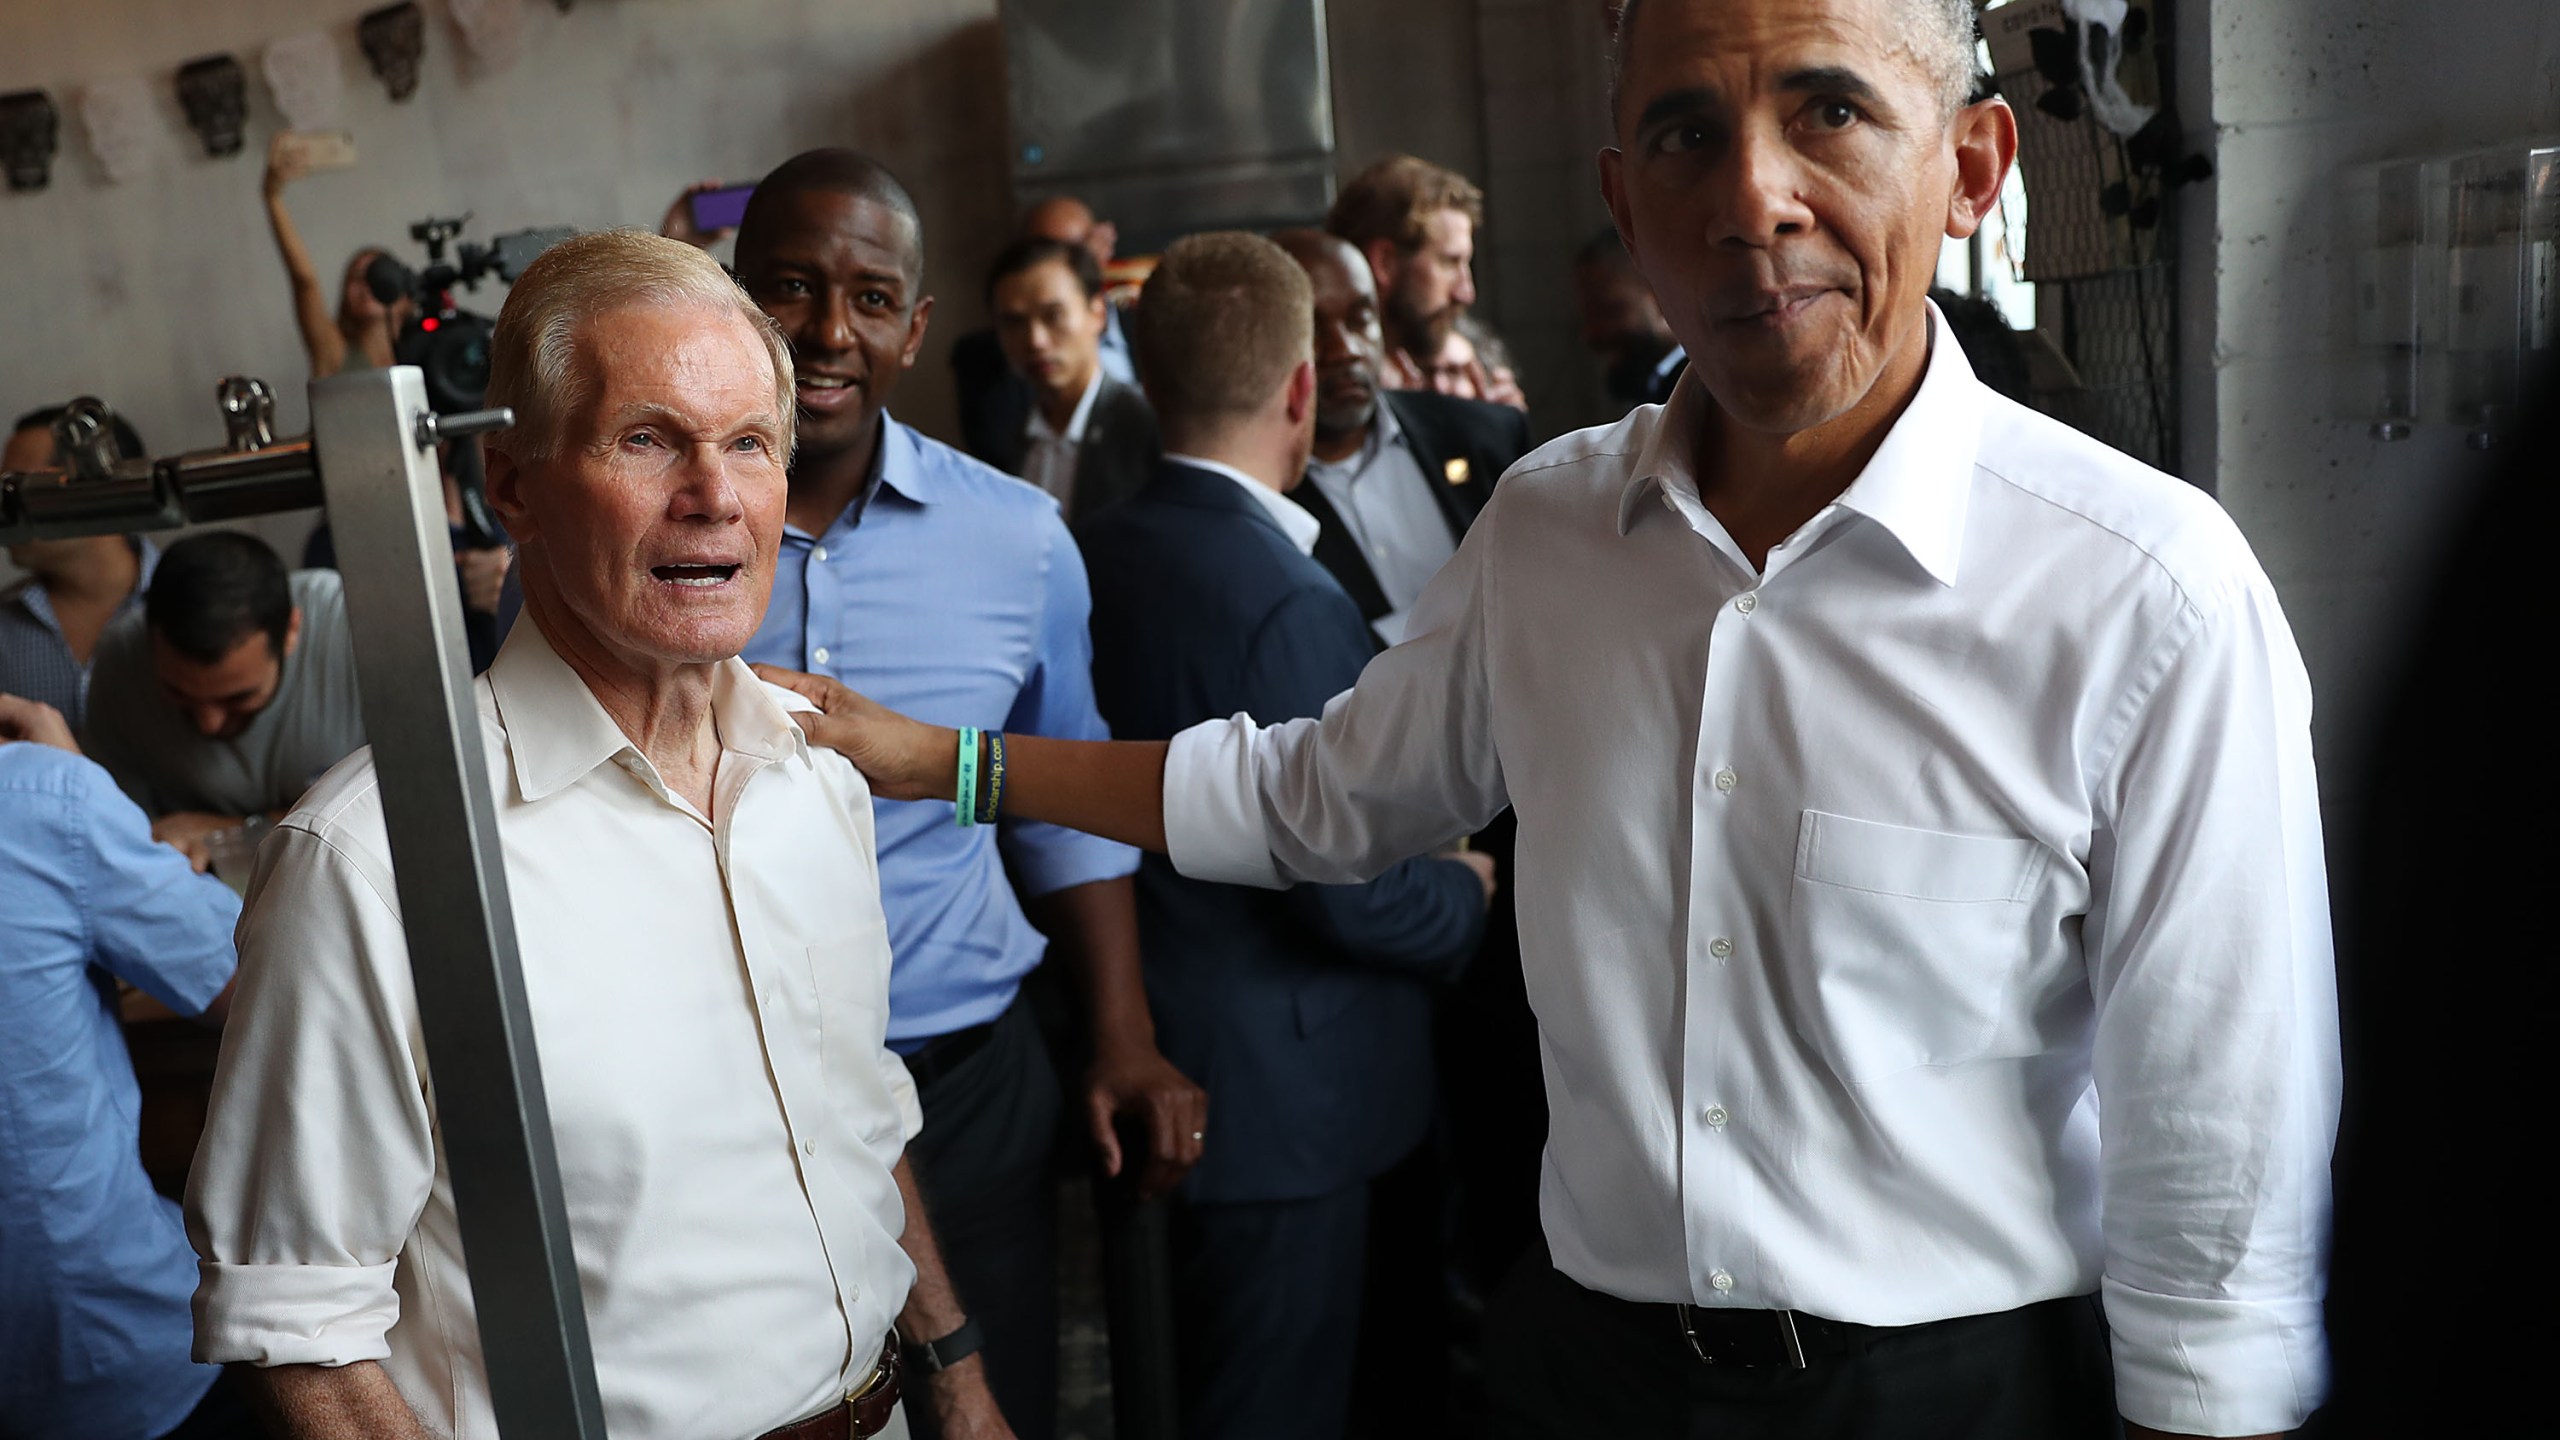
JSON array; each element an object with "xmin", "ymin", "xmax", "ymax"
[
  {"xmin": 788, "ymin": 416, "xmax": 932, "ymax": 547},
  {"xmin": 1026, "ymin": 368, "xmax": 1105, "ymax": 445},
  {"xmin": 1163, "ymin": 452, "xmax": 1323, "ymax": 555},
  {"xmin": 485, "ymin": 611, "xmax": 809, "ymax": 805},
  {"xmin": 4, "ymin": 535, "xmax": 161, "ymax": 628},
  {"xmin": 1307, "ymin": 393, "xmax": 1408, "ymax": 485},
  {"xmin": 1616, "ymin": 302, "xmax": 1981, "ymax": 587}
]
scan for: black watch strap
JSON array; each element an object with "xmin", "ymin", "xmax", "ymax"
[{"xmin": 909, "ymin": 1317, "xmax": 985, "ymax": 1375}]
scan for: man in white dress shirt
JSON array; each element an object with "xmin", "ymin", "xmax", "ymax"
[
  {"xmin": 762, "ymin": 0, "xmax": 2337, "ymax": 1436},
  {"xmin": 186, "ymin": 231, "xmax": 1012, "ymax": 1440}
]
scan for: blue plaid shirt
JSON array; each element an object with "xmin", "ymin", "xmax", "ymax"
[
  {"xmin": 0, "ymin": 539, "xmax": 156, "ymax": 728},
  {"xmin": 742, "ymin": 418, "xmax": 1137, "ymax": 1046}
]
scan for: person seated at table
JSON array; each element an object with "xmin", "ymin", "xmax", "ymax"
[
  {"xmin": 0, "ymin": 694, "xmax": 251, "ymax": 1440},
  {"xmin": 184, "ymin": 228, "xmax": 998, "ymax": 1440},
  {"xmin": 77, "ymin": 531, "xmax": 366, "ymax": 871}
]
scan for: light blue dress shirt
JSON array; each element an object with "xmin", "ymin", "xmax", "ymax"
[
  {"xmin": 742, "ymin": 417, "xmax": 1137, "ymax": 1046},
  {"xmin": 0, "ymin": 742, "xmax": 241, "ymax": 1440}
]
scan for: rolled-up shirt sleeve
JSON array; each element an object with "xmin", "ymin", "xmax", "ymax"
[
  {"xmin": 1164, "ymin": 490, "xmax": 1511, "ymax": 891},
  {"xmin": 184, "ymin": 818, "xmax": 436, "ymax": 1368},
  {"xmin": 2085, "ymin": 570, "xmax": 2338, "ymax": 1435}
]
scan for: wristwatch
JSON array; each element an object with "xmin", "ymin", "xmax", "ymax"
[{"xmin": 907, "ymin": 1317, "xmax": 985, "ymax": 1376}]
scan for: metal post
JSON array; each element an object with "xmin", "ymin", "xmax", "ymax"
[
  {"xmin": 6, "ymin": 370, "xmax": 618, "ymax": 1435},
  {"xmin": 307, "ymin": 367, "xmax": 609, "ymax": 1439}
]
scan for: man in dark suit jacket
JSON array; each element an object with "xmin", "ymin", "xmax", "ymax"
[
  {"xmin": 1079, "ymin": 233, "xmax": 1493, "ymax": 1440},
  {"xmin": 1271, "ymin": 231, "xmax": 1531, "ymax": 648},
  {"xmin": 1270, "ymin": 232, "xmax": 1546, "ymax": 1430},
  {"xmin": 969, "ymin": 237, "xmax": 1160, "ymax": 526}
]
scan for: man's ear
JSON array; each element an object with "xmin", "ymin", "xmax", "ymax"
[
  {"xmin": 483, "ymin": 441, "xmax": 537, "ymax": 544},
  {"xmin": 281, "ymin": 606, "xmax": 303, "ymax": 661},
  {"xmin": 1945, "ymin": 99, "xmax": 2018, "ymax": 240},
  {"xmin": 900, "ymin": 294, "xmax": 936, "ymax": 370},
  {"xmin": 1362, "ymin": 237, "xmax": 1402, "ymax": 295},
  {"xmin": 1284, "ymin": 357, "xmax": 1317, "ymax": 426}
]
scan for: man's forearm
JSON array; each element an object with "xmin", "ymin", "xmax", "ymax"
[
  {"xmin": 754, "ymin": 665, "xmax": 1172, "ymax": 852},
  {"xmin": 988, "ymin": 734, "xmax": 1171, "ymax": 854},
  {"xmin": 891, "ymin": 1157, "xmax": 1010, "ymax": 1435},
  {"xmin": 234, "ymin": 1360, "xmax": 436, "ymax": 1440},
  {"xmin": 1024, "ymin": 876, "xmax": 1156, "ymax": 1057}
]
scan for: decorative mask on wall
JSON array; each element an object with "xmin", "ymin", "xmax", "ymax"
[
  {"xmin": 360, "ymin": 2, "xmax": 428, "ymax": 102},
  {"xmin": 263, "ymin": 30, "xmax": 345, "ymax": 132},
  {"xmin": 176, "ymin": 55, "xmax": 249, "ymax": 157},
  {"xmin": 81, "ymin": 77, "xmax": 164, "ymax": 185},
  {"xmin": 0, "ymin": 90, "xmax": 60, "ymax": 192},
  {"xmin": 449, "ymin": 0, "xmax": 527, "ymax": 76}
]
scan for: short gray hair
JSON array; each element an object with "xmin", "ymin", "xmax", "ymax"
[
  {"xmin": 1612, "ymin": 0, "xmax": 1983, "ymax": 120},
  {"xmin": 484, "ymin": 228, "xmax": 795, "ymax": 463}
]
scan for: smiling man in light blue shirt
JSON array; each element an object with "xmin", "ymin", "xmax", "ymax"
[{"xmin": 731, "ymin": 149, "xmax": 1205, "ymax": 1440}]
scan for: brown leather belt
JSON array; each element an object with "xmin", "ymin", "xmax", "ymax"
[{"xmin": 755, "ymin": 1332, "xmax": 902, "ymax": 1439}]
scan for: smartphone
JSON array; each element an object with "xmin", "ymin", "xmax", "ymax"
[
  {"xmin": 276, "ymin": 129, "xmax": 357, "ymax": 172},
  {"xmin": 689, "ymin": 183, "xmax": 756, "ymax": 233}
]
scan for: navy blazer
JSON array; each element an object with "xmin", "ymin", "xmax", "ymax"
[{"xmin": 1079, "ymin": 461, "xmax": 1486, "ymax": 1205}]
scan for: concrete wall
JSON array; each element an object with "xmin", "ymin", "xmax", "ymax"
[
  {"xmin": 0, "ymin": 0, "xmax": 1012, "ymax": 570},
  {"xmin": 2178, "ymin": 0, "xmax": 2560, "ymax": 823}
]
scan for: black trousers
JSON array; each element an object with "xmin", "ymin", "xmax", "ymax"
[
  {"xmin": 1169, "ymin": 1181, "xmax": 1372, "ymax": 1440},
  {"xmin": 902, "ymin": 999, "xmax": 1063, "ymax": 1440},
  {"xmin": 1483, "ymin": 1254, "xmax": 2121, "ymax": 1440}
]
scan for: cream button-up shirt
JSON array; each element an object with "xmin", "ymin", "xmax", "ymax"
[
  {"xmin": 185, "ymin": 618, "xmax": 921, "ymax": 1440},
  {"xmin": 1164, "ymin": 306, "xmax": 2339, "ymax": 1437}
]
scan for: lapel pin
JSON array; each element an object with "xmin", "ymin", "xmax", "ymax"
[{"xmin": 1443, "ymin": 457, "xmax": 1471, "ymax": 486}]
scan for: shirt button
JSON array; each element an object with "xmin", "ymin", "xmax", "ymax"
[
  {"xmin": 812, "ymin": 646, "xmax": 831, "ymax": 665},
  {"xmin": 1710, "ymin": 1269, "xmax": 1734, "ymax": 1292},
  {"xmin": 1712, "ymin": 768, "xmax": 1737, "ymax": 793},
  {"xmin": 813, "ymin": 546, "xmax": 829, "ymax": 562},
  {"xmin": 802, "ymin": 1139, "xmax": 816, "ymax": 1156},
  {"xmin": 1734, "ymin": 592, "xmax": 1758, "ymax": 614},
  {"xmin": 1704, "ymin": 1104, "xmax": 1729, "ymax": 1129},
  {"xmin": 1708, "ymin": 936, "xmax": 1734, "ymax": 959}
]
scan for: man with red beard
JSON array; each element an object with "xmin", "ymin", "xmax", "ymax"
[{"xmin": 1326, "ymin": 154, "xmax": 1525, "ymax": 411}]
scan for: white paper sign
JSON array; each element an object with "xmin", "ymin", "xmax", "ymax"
[
  {"xmin": 263, "ymin": 30, "xmax": 345, "ymax": 132},
  {"xmin": 80, "ymin": 76, "xmax": 164, "ymax": 185}
]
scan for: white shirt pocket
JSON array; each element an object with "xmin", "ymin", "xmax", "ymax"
[{"xmin": 1785, "ymin": 809, "xmax": 2050, "ymax": 1084}]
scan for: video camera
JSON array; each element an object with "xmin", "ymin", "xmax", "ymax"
[
  {"xmin": 365, "ymin": 216, "xmax": 574, "ymax": 415},
  {"xmin": 364, "ymin": 216, "xmax": 572, "ymax": 544}
]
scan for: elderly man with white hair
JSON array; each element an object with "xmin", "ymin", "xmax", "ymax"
[{"xmin": 185, "ymin": 231, "xmax": 1010, "ymax": 1440}]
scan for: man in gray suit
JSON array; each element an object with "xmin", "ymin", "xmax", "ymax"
[{"xmin": 976, "ymin": 238, "xmax": 1158, "ymax": 526}]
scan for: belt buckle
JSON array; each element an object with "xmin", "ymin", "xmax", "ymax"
[
  {"xmin": 846, "ymin": 1330, "xmax": 901, "ymax": 1405},
  {"xmin": 1675, "ymin": 1304, "xmax": 1808, "ymax": 1370}
]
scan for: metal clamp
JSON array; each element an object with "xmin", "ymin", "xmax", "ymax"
[
  {"xmin": 415, "ymin": 406, "xmax": 514, "ymax": 452},
  {"xmin": 50, "ymin": 397, "xmax": 123, "ymax": 482},
  {"xmin": 218, "ymin": 376, "xmax": 278, "ymax": 452}
]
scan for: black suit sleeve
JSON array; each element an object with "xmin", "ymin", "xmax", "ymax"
[{"xmin": 1236, "ymin": 585, "xmax": 1486, "ymax": 979}]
